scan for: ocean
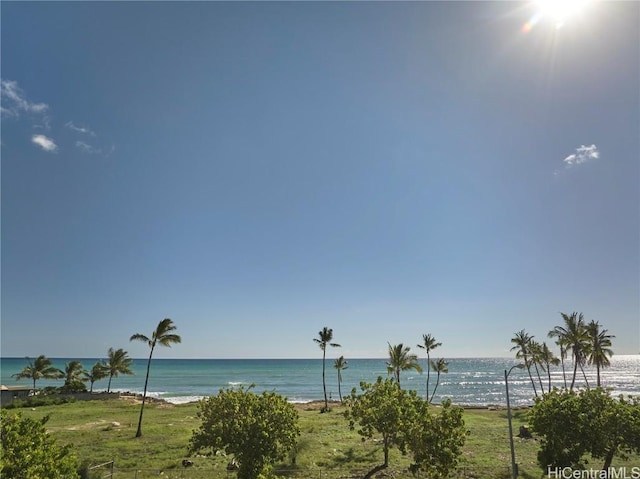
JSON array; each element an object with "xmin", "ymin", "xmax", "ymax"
[{"xmin": 1, "ymin": 356, "xmax": 638, "ymax": 407}]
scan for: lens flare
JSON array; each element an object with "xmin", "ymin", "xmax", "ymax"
[{"xmin": 522, "ymin": 0, "xmax": 591, "ymax": 33}]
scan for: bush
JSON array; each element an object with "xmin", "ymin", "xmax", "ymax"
[
  {"xmin": 1, "ymin": 410, "xmax": 80, "ymax": 478},
  {"xmin": 189, "ymin": 387, "xmax": 300, "ymax": 479},
  {"xmin": 529, "ymin": 388, "xmax": 640, "ymax": 471}
]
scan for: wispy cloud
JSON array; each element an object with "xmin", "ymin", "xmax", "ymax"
[
  {"xmin": 3, "ymin": 78, "xmax": 114, "ymax": 156},
  {"xmin": 1, "ymin": 79, "xmax": 49, "ymax": 117},
  {"xmin": 563, "ymin": 144, "xmax": 600, "ymax": 167},
  {"xmin": 66, "ymin": 121, "xmax": 96, "ymax": 136},
  {"xmin": 555, "ymin": 144, "xmax": 600, "ymax": 176},
  {"xmin": 75, "ymin": 141, "xmax": 100, "ymax": 154},
  {"xmin": 31, "ymin": 134, "xmax": 58, "ymax": 152}
]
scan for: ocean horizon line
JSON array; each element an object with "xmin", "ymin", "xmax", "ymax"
[{"xmin": 2, "ymin": 354, "xmax": 639, "ymax": 361}]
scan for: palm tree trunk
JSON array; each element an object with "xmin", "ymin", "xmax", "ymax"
[
  {"xmin": 596, "ymin": 365, "xmax": 601, "ymax": 388},
  {"xmin": 570, "ymin": 355, "xmax": 579, "ymax": 391},
  {"xmin": 322, "ymin": 348, "xmax": 328, "ymax": 410},
  {"xmin": 425, "ymin": 353, "xmax": 430, "ymax": 401},
  {"xmin": 526, "ymin": 363, "xmax": 538, "ymax": 398},
  {"xmin": 107, "ymin": 374, "xmax": 113, "ymax": 393},
  {"xmin": 580, "ymin": 363, "xmax": 590, "ymax": 389},
  {"xmin": 560, "ymin": 355, "xmax": 568, "ymax": 389},
  {"xmin": 533, "ymin": 361, "xmax": 544, "ymax": 395},
  {"xmin": 429, "ymin": 372, "xmax": 441, "ymax": 403},
  {"xmin": 136, "ymin": 346, "xmax": 154, "ymax": 438}
]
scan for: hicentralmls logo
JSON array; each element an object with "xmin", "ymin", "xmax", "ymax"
[{"xmin": 547, "ymin": 467, "xmax": 640, "ymax": 479}]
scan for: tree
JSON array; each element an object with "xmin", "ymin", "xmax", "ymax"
[
  {"xmin": 538, "ymin": 342, "xmax": 560, "ymax": 394},
  {"xmin": 313, "ymin": 327, "xmax": 340, "ymax": 412},
  {"xmin": 417, "ymin": 333, "xmax": 442, "ymax": 401},
  {"xmin": 405, "ymin": 399, "xmax": 467, "ymax": 479},
  {"xmin": 551, "ymin": 312, "xmax": 590, "ymax": 390},
  {"xmin": 1, "ymin": 410, "xmax": 79, "ymax": 479},
  {"xmin": 105, "ymin": 347, "xmax": 134, "ymax": 393},
  {"xmin": 333, "ymin": 355, "xmax": 348, "ymax": 402},
  {"xmin": 429, "ymin": 358, "xmax": 448, "ymax": 403},
  {"xmin": 586, "ymin": 320, "xmax": 614, "ymax": 387},
  {"xmin": 528, "ymin": 340, "xmax": 546, "ymax": 395},
  {"xmin": 130, "ymin": 318, "xmax": 181, "ymax": 437},
  {"xmin": 12, "ymin": 355, "xmax": 63, "ymax": 390},
  {"xmin": 84, "ymin": 361, "xmax": 109, "ymax": 393},
  {"xmin": 61, "ymin": 360, "xmax": 88, "ymax": 393},
  {"xmin": 344, "ymin": 377, "xmax": 466, "ymax": 479},
  {"xmin": 510, "ymin": 330, "xmax": 539, "ymax": 397},
  {"xmin": 386, "ymin": 343, "xmax": 422, "ymax": 388},
  {"xmin": 528, "ymin": 388, "xmax": 640, "ymax": 472},
  {"xmin": 189, "ymin": 387, "xmax": 300, "ymax": 479},
  {"xmin": 548, "ymin": 327, "xmax": 569, "ymax": 389}
]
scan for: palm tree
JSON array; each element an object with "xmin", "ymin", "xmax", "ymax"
[
  {"xmin": 333, "ymin": 355, "xmax": 348, "ymax": 402},
  {"xmin": 12, "ymin": 355, "xmax": 63, "ymax": 390},
  {"xmin": 417, "ymin": 333, "xmax": 442, "ymax": 401},
  {"xmin": 105, "ymin": 347, "xmax": 134, "ymax": 393},
  {"xmin": 313, "ymin": 327, "xmax": 341, "ymax": 411},
  {"xmin": 510, "ymin": 330, "xmax": 538, "ymax": 398},
  {"xmin": 586, "ymin": 320, "xmax": 615, "ymax": 387},
  {"xmin": 554, "ymin": 312, "xmax": 590, "ymax": 390},
  {"xmin": 538, "ymin": 342, "xmax": 560, "ymax": 393},
  {"xmin": 130, "ymin": 318, "xmax": 181, "ymax": 437},
  {"xmin": 528, "ymin": 340, "xmax": 546, "ymax": 395},
  {"xmin": 386, "ymin": 343, "xmax": 422, "ymax": 388},
  {"xmin": 548, "ymin": 327, "xmax": 569, "ymax": 389},
  {"xmin": 429, "ymin": 358, "xmax": 448, "ymax": 403},
  {"xmin": 84, "ymin": 361, "xmax": 109, "ymax": 393},
  {"xmin": 61, "ymin": 360, "xmax": 88, "ymax": 392}
]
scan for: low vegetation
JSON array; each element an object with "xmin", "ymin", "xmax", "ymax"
[{"xmin": 3, "ymin": 394, "xmax": 639, "ymax": 479}]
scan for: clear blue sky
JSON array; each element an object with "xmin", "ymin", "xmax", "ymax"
[{"xmin": 1, "ymin": 1, "xmax": 638, "ymax": 359}]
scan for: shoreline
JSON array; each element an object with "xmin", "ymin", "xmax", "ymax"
[{"xmin": 117, "ymin": 393, "xmax": 529, "ymax": 411}]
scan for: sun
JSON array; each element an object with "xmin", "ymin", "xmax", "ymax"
[{"xmin": 535, "ymin": 0, "xmax": 591, "ymax": 28}]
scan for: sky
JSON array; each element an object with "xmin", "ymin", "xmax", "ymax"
[{"xmin": 1, "ymin": 1, "xmax": 638, "ymax": 360}]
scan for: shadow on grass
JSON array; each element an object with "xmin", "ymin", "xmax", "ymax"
[{"xmin": 331, "ymin": 447, "xmax": 379, "ymax": 466}]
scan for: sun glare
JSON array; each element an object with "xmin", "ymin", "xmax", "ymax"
[
  {"xmin": 522, "ymin": 0, "xmax": 592, "ymax": 33},
  {"xmin": 536, "ymin": 0, "xmax": 590, "ymax": 27}
]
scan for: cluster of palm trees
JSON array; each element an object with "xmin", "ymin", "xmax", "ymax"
[
  {"xmin": 511, "ymin": 312, "xmax": 614, "ymax": 397},
  {"xmin": 12, "ymin": 348, "xmax": 135, "ymax": 394},
  {"xmin": 12, "ymin": 318, "xmax": 181, "ymax": 438},
  {"xmin": 314, "ymin": 327, "xmax": 450, "ymax": 408}
]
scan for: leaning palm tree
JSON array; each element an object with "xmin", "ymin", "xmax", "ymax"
[
  {"xmin": 386, "ymin": 343, "xmax": 422, "ymax": 388},
  {"xmin": 429, "ymin": 358, "xmax": 449, "ymax": 403},
  {"xmin": 333, "ymin": 355, "xmax": 348, "ymax": 402},
  {"xmin": 313, "ymin": 327, "xmax": 341, "ymax": 412},
  {"xmin": 12, "ymin": 355, "xmax": 63, "ymax": 390},
  {"xmin": 527, "ymin": 340, "xmax": 546, "ymax": 395},
  {"xmin": 538, "ymin": 342, "xmax": 560, "ymax": 394},
  {"xmin": 130, "ymin": 318, "xmax": 181, "ymax": 437},
  {"xmin": 417, "ymin": 333, "xmax": 442, "ymax": 401},
  {"xmin": 586, "ymin": 320, "xmax": 615, "ymax": 387},
  {"xmin": 510, "ymin": 330, "xmax": 538, "ymax": 398},
  {"xmin": 105, "ymin": 347, "xmax": 134, "ymax": 393},
  {"xmin": 84, "ymin": 361, "xmax": 109, "ymax": 393}
]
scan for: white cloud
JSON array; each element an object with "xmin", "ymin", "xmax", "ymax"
[
  {"xmin": 563, "ymin": 144, "xmax": 600, "ymax": 168},
  {"xmin": 66, "ymin": 121, "xmax": 96, "ymax": 136},
  {"xmin": 31, "ymin": 134, "xmax": 58, "ymax": 152},
  {"xmin": 1, "ymin": 79, "xmax": 49, "ymax": 117}
]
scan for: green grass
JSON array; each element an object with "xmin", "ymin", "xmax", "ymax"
[{"xmin": 12, "ymin": 399, "xmax": 640, "ymax": 478}]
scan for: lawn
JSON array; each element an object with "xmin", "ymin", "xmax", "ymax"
[{"xmin": 11, "ymin": 398, "xmax": 640, "ymax": 478}]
